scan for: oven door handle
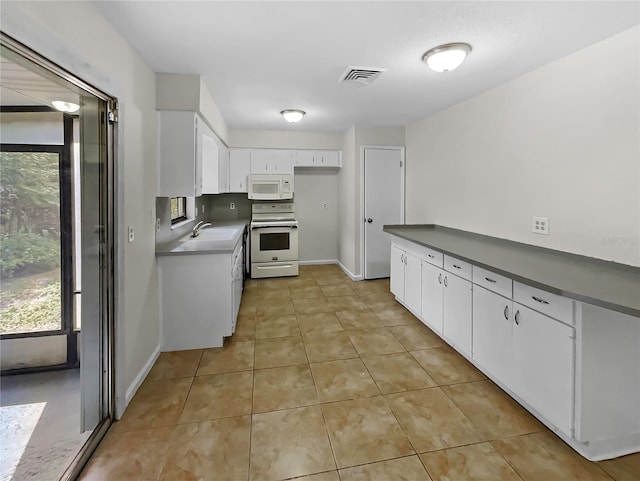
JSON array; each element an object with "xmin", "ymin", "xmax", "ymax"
[{"xmin": 251, "ymin": 224, "xmax": 298, "ymax": 230}]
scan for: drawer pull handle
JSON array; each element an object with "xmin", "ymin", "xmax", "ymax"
[
  {"xmin": 438, "ymin": 273, "xmax": 442, "ymax": 284},
  {"xmin": 515, "ymin": 310, "xmax": 520, "ymax": 325},
  {"xmin": 485, "ymin": 277, "xmax": 497, "ymax": 283},
  {"xmin": 428, "ymin": 254, "xmax": 435, "ymax": 258},
  {"xmin": 453, "ymin": 264, "xmax": 462, "ymax": 269},
  {"xmin": 532, "ymin": 296, "xmax": 550, "ymax": 305},
  {"xmin": 444, "ymin": 276, "xmax": 448, "ymax": 287},
  {"xmin": 504, "ymin": 305, "xmax": 509, "ymax": 320}
]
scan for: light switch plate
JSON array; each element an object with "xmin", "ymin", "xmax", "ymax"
[{"xmin": 532, "ymin": 217, "xmax": 549, "ymax": 235}]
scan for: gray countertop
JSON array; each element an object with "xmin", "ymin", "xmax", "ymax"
[
  {"xmin": 383, "ymin": 225, "xmax": 640, "ymax": 318},
  {"xmin": 156, "ymin": 220, "xmax": 248, "ymax": 256}
]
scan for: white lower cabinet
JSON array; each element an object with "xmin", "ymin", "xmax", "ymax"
[
  {"xmin": 390, "ymin": 245, "xmax": 421, "ymax": 315},
  {"xmin": 472, "ymin": 286, "xmax": 515, "ymax": 386},
  {"xmin": 390, "ymin": 245, "xmax": 405, "ymax": 301},
  {"xmin": 421, "ymin": 262, "xmax": 443, "ymax": 335},
  {"xmin": 512, "ymin": 304, "xmax": 574, "ymax": 437},
  {"xmin": 389, "ymin": 235, "xmax": 640, "ymax": 460},
  {"xmin": 158, "ymin": 239, "xmax": 243, "ymax": 351},
  {"xmin": 420, "ymin": 261, "xmax": 471, "ymax": 355},
  {"xmin": 443, "ymin": 272, "xmax": 472, "ymax": 357}
]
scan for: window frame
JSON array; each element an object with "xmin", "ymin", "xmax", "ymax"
[{"xmin": 170, "ymin": 196, "xmax": 188, "ymax": 225}]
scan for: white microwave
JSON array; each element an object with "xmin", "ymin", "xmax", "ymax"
[{"xmin": 247, "ymin": 174, "xmax": 293, "ymax": 200}]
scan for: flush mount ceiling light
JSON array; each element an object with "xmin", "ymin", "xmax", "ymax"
[
  {"xmin": 281, "ymin": 109, "xmax": 305, "ymax": 123},
  {"xmin": 422, "ymin": 43, "xmax": 472, "ymax": 73},
  {"xmin": 51, "ymin": 100, "xmax": 80, "ymax": 113}
]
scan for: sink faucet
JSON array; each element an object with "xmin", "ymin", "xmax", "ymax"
[{"xmin": 191, "ymin": 220, "xmax": 212, "ymax": 237}]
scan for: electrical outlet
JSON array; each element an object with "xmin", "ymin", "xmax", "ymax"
[
  {"xmin": 202, "ymin": 204, "xmax": 205, "ymax": 214},
  {"xmin": 128, "ymin": 225, "xmax": 135, "ymax": 243},
  {"xmin": 230, "ymin": 202, "xmax": 236, "ymax": 210},
  {"xmin": 532, "ymin": 217, "xmax": 549, "ymax": 235},
  {"xmin": 195, "ymin": 206, "xmax": 198, "ymax": 216},
  {"xmin": 155, "ymin": 218, "xmax": 160, "ymax": 232},
  {"xmin": 322, "ymin": 202, "xmax": 328, "ymax": 209}
]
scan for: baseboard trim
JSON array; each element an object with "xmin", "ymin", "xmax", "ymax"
[
  {"xmin": 125, "ymin": 344, "xmax": 161, "ymax": 407},
  {"xmin": 299, "ymin": 259, "xmax": 338, "ymax": 266},
  {"xmin": 338, "ymin": 261, "xmax": 363, "ymax": 281}
]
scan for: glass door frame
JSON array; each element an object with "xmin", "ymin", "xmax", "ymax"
[
  {"xmin": 0, "ymin": 111, "xmax": 78, "ymax": 368},
  {"xmin": 0, "ymin": 32, "xmax": 117, "ymax": 481}
]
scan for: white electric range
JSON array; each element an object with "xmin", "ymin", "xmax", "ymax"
[{"xmin": 250, "ymin": 202, "xmax": 299, "ymax": 278}]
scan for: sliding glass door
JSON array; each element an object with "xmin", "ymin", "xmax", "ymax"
[{"xmin": 0, "ymin": 33, "xmax": 116, "ymax": 480}]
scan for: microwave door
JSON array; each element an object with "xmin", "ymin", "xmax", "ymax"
[{"xmin": 250, "ymin": 180, "xmax": 280, "ymax": 200}]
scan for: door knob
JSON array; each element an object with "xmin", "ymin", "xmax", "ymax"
[{"xmin": 366, "ymin": 218, "xmax": 373, "ymax": 223}]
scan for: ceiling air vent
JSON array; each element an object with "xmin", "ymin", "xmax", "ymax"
[{"xmin": 339, "ymin": 66, "xmax": 387, "ymax": 85}]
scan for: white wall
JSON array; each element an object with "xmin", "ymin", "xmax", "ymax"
[
  {"xmin": 338, "ymin": 126, "xmax": 406, "ymax": 277},
  {"xmin": 229, "ymin": 129, "xmax": 342, "ymax": 263},
  {"xmin": 0, "ymin": 111, "xmax": 63, "ymax": 144},
  {"xmin": 338, "ymin": 126, "xmax": 357, "ymax": 275},
  {"xmin": 157, "ymin": 74, "xmax": 229, "ymax": 144},
  {"xmin": 405, "ymin": 26, "xmax": 640, "ymax": 267},
  {"xmin": 1, "ymin": 1, "xmax": 160, "ymax": 415},
  {"xmin": 229, "ymin": 129, "xmax": 341, "ymax": 150},
  {"xmin": 294, "ymin": 172, "xmax": 338, "ymax": 263}
]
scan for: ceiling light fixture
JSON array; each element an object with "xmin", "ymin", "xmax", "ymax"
[
  {"xmin": 281, "ymin": 109, "xmax": 305, "ymax": 123},
  {"xmin": 422, "ymin": 43, "xmax": 472, "ymax": 73},
  {"xmin": 51, "ymin": 100, "xmax": 80, "ymax": 113}
]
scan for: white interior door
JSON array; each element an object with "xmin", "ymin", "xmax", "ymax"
[{"xmin": 363, "ymin": 147, "xmax": 403, "ymax": 279}]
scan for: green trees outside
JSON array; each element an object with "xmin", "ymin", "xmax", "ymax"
[
  {"xmin": 0, "ymin": 151, "xmax": 61, "ymax": 277},
  {"xmin": 0, "ymin": 151, "xmax": 62, "ymax": 334}
]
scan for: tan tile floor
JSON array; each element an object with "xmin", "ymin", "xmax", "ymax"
[{"xmin": 80, "ymin": 264, "xmax": 639, "ymax": 481}]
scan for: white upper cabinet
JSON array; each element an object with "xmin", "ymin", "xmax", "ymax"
[
  {"xmin": 228, "ymin": 148, "xmax": 251, "ymax": 193},
  {"xmin": 157, "ymin": 110, "xmax": 201, "ymax": 197},
  {"xmin": 157, "ymin": 110, "xmax": 227, "ymax": 197},
  {"xmin": 250, "ymin": 149, "xmax": 294, "ymax": 174},
  {"xmin": 199, "ymin": 118, "xmax": 228, "ymax": 194},
  {"xmin": 294, "ymin": 150, "xmax": 341, "ymax": 167}
]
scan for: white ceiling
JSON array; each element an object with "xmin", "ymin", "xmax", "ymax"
[
  {"xmin": 93, "ymin": 1, "xmax": 639, "ymax": 133},
  {"xmin": 0, "ymin": 54, "xmax": 80, "ymax": 107}
]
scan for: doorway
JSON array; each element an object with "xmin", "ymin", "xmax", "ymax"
[
  {"xmin": 0, "ymin": 34, "xmax": 116, "ymax": 480},
  {"xmin": 362, "ymin": 146, "xmax": 405, "ymax": 279}
]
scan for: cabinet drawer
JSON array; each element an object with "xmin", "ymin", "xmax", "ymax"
[
  {"xmin": 444, "ymin": 255, "xmax": 472, "ymax": 281},
  {"xmin": 422, "ymin": 247, "xmax": 443, "ymax": 268},
  {"xmin": 473, "ymin": 266, "xmax": 512, "ymax": 299},
  {"xmin": 514, "ymin": 281, "xmax": 573, "ymax": 324}
]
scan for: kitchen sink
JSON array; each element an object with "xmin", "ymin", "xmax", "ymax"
[{"xmin": 181, "ymin": 227, "xmax": 237, "ymax": 242}]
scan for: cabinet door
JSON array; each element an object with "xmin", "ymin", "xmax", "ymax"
[
  {"xmin": 390, "ymin": 245, "xmax": 405, "ymax": 302},
  {"xmin": 421, "ymin": 262, "xmax": 443, "ymax": 335},
  {"xmin": 513, "ymin": 304, "xmax": 574, "ymax": 436},
  {"xmin": 229, "ymin": 149, "xmax": 251, "ymax": 192},
  {"xmin": 443, "ymin": 273, "xmax": 472, "ymax": 357},
  {"xmin": 272, "ymin": 150, "xmax": 294, "ymax": 174},
  {"xmin": 295, "ymin": 150, "xmax": 316, "ymax": 167},
  {"xmin": 219, "ymin": 144, "xmax": 229, "ymax": 193},
  {"xmin": 250, "ymin": 149, "xmax": 271, "ymax": 173},
  {"xmin": 200, "ymin": 124, "xmax": 220, "ymax": 194},
  {"xmin": 404, "ymin": 252, "xmax": 421, "ymax": 316},
  {"xmin": 473, "ymin": 286, "xmax": 513, "ymax": 385},
  {"xmin": 318, "ymin": 150, "xmax": 340, "ymax": 167}
]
